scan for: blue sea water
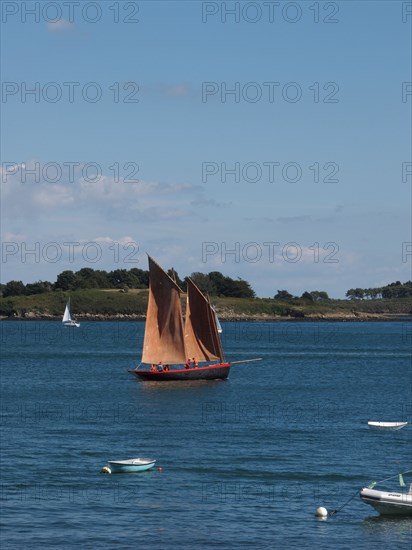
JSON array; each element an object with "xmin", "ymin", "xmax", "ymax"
[{"xmin": 1, "ymin": 320, "xmax": 411, "ymax": 549}]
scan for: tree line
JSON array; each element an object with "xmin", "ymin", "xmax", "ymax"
[
  {"xmin": 0, "ymin": 267, "xmax": 256, "ymax": 299},
  {"xmin": 1, "ymin": 269, "xmax": 411, "ymax": 301},
  {"xmin": 273, "ymin": 281, "xmax": 412, "ymax": 301},
  {"xmin": 274, "ymin": 290, "xmax": 330, "ymax": 302},
  {"xmin": 345, "ymin": 281, "xmax": 412, "ymax": 300}
]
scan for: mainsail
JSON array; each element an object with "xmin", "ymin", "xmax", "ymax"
[
  {"xmin": 184, "ymin": 278, "xmax": 224, "ymax": 363},
  {"xmin": 141, "ymin": 257, "xmax": 224, "ymax": 365},
  {"xmin": 141, "ymin": 256, "xmax": 187, "ymax": 364},
  {"xmin": 62, "ymin": 302, "xmax": 71, "ymax": 323}
]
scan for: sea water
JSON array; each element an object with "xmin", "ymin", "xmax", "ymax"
[{"xmin": 1, "ymin": 321, "xmax": 411, "ymax": 549}]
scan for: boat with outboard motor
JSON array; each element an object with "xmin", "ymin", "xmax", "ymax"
[
  {"xmin": 360, "ymin": 471, "xmax": 412, "ymax": 516},
  {"xmin": 360, "ymin": 487, "xmax": 412, "ymax": 516}
]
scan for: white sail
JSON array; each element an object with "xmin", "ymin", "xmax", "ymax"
[
  {"xmin": 62, "ymin": 299, "xmax": 80, "ymax": 327},
  {"xmin": 215, "ymin": 314, "xmax": 222, "ymax": 334},
  {"xmin": 62, "ymin": 303, "xmax": 72, "ymax": 323},
  {"xmin": 212, "ymin": 306, "xmax": 222, "ymax": 333}
]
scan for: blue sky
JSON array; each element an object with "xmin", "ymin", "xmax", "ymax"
[{"xmin": 1, "ymin": 0, "xmax": 411, "ymax": 298}]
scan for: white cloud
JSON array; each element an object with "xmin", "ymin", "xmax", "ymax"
[
  {"xmin": 2, "ymin": 232, "xmax": 27, "ymax": 241},
  {"xmin": 1, "ymin": 163, "xmax": 200, "ymax": 222},
  {"xmin": 93, "ymin": 235, "xmax": 136, "ymax": 245}
]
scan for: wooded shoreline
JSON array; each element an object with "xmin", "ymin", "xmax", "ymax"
[{"xmin": 1, "ymin": 288, "xmax": 411, "ymax": 322}]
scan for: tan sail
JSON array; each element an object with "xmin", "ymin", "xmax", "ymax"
[
  {"xmin": 184, "ymin": 278, "xmax": 224, "ymax": 362},
  {"xmin": 141, "ymin": 256, "xmax": 187, "ymax": 364}
]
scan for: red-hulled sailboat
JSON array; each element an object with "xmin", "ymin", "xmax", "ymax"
[{"xmin": 128, "ymin": 256, "xmax": 260, "ymax": 381}]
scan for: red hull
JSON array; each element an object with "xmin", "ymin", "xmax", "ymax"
[{"xmin": 128, "ymin": 363, "xmax": 231, "ymax": 381}]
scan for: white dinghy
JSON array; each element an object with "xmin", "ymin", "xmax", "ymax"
[
  {"xmin": 106, "ymin": 457, "xmax": 156, "ymax": 473},
  {"xmin": 367, "ymin": 421, "xmax": 408, "ymax": 430}
]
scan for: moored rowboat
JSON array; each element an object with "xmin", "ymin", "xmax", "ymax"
[
  {"xmin": 107, "ymin": 458, "xmax": 156, "ymax": 473},
  {"xmin": 367, "ymin": 421, "xmax": 408, "ymax": 430}
]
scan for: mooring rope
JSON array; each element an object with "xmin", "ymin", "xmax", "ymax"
[{"xmin": 328, "ymin": 490, "xmax": 360, "ymax": 516}]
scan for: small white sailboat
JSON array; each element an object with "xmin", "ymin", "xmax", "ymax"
[
  {"xmin": 62, "ymin": 299, "xmax": 80, "ymax": 328},
  {"xmin": 367, "ymin": 421, "xmax": 408, "ymax": 430}
]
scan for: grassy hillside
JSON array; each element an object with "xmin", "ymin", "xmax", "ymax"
[
  {"xmin": 210, "ymin": 296, "xmax": 412, "ymax": 318},
  {"xmin": 0, "ymin": 289, "xmax": 411, "ymax": 319},
  {"xmin": 0, "ymin": 289, "xmax": 149, "ymax": 318}
]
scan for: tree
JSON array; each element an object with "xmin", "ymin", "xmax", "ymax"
[
  {"xmin": 208, "ymin": 271, "xmax": 228, "ymax": 295},
  {"xmin": 108, "ymin": 269, "xmax": 137, "ymax": 288},
  {"xmin": 76, "ymin": 268, "xmax": 109, "ymax": 289},
  {"xmin": 129, "ymin": 268, "xmax": 149, "ymax": 288},
  {"xmin": 55, "ymin": 270, "xmax": 78, "ymax": 291},
  {"xmin": 363, "ymin": 287, "xmax": 381, "ymax": 299},
  {"xmin": 25, "ymin": 281, "xmax": 53, "ymax": 295},
  {"xmin": 301, "ymin": 291, "xmax": 314, "ymax": 301},
  {"xmin": 274, "ymin": 290, "xmax": 294, "ymax": 301},
  {"xmin": 227, "ymin": 278, "xmax": 255, "ymax": 299},
  {"xmin": 310, "ymin": 291, "xmax": 329, "ymax": 302},
  {"xmin": 207, "ymin": 271, "xmax": 255, "ymax": 298},
  {"xmin": 381, "ymin": 281, "xmax": 412, "ymax": 299},
  {"xmin": 2, "ymin": 280, "xmax": 26, "ymax": 297},
  {"xmin": 346, "ymin": 288, "xmax": 365, "ymax": 300},
  {"xmin": 187, "ymin": 272, "xmax": 216, "ymax": 295}
]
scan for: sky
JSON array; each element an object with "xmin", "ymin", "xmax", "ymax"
[{"xmin": 1, "ymin": 0, "xmax": 411, "ymax": 298}]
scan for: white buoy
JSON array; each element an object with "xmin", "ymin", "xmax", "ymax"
[
  {"xmin": 100, "ymin": 466, "xmax": 112, "ymax": 474},
  {"xmin": 315, "ymin": 506, "xmax": 328, "ymax": 517}
]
